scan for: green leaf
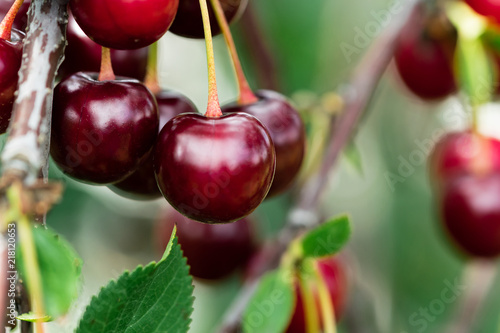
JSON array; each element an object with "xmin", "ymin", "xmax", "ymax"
[
  {"xmin": 343, "ymin": 142, "xmax": 364, "ymax": 176},
  {"xmin": 16, "ymin": 226, "xmax": 82, "ymax": 319},
  {"xmin": 17, "ymin": 312, "xmax": 51, "ymax": 322},
  {"xmin": 301, "ymin": 215, "xmax": 351, "ymax": 258},
  {"xmin": 242, "ymin": 270, "xmax": 295, "ymax": 333},
  {"xmin": 76, "ymin": 230, "xmax": 194, "ymax": 333}
]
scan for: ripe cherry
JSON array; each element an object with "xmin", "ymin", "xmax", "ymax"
[
  {"xmin": 286, "ymin": 257, "xmax": 348, "ymax": 333},
  {"xmin": 223, "ymin": 90, "xmax": 305, "ymax": 198},
  {"xmin": 465, "ymin": 0, "xmax": 500, "ymax": 24},
  {"xmin": 50, "ymin": 72, "xmax": 159, "ymax": 184},
  {"xmin": 154, "ymin": 113, "xmax": 276, "ymax": 224},
  {"xmin": 0, "ymin": 0, "xmax": 30, "ymax": 31},
  {"xmin": 169, "ymin": 0, "xmax": 247, "ymax": 38},
  {"xmin": 69, "ymin": 0, "xmax": 179, "ymax": 49},
  {"xmin": 441, "ymin": 173, "xmax": 500, "ymax": 258},
  {"xmin": 156, "ymin": 207, "xmax": 256, "ymax": 279},
  {"xmin": 59, "ymin": 13, "xmax": 148, "ymax": 81},
  {"xmin": 109, "ymin": 90, "xmax": 197, "ymax": 200}
]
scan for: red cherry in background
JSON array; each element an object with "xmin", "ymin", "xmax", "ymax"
[
  {"xmin": 169, "ymin": 0, "xmax": 247, "ymax": 39},
  {"xmin": 109, "ymin": 90, "xmax": 197, "ymax": 200},
  {"xmin": 156, "ymin": 207, "xmax": 256, "ymax": 280},
  {"xmin": 59, "ymin": 13, "xmax": 148, "ymax": 81},
  {"xmin": 223, "ymin": 90, "xmax": 306, "ymax": 198},
  {"xmin": 69, "ymin": 0, "xmax": 179, "ymax": 50},
  {"xmin": 50, "ymin": 72, "xmax": 159, "ymax": 184},
  {"xmin": 465, "ymin": 0, "xmax": 500, "ymax": 24},
  {"xmin": 0, "ymin": 0, "xmax": 30, "ymax": 31},
  {"xmin": 154, "ymin": 113, "xmax": 276, "ymax": 224}
]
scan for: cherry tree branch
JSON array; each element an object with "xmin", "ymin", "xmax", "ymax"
[{"xmin": 218, "ymin": 1, "xmax": 420, "ymax": 331}]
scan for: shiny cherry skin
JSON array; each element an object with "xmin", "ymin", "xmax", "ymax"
[
  {"xmin": 0, "ymin": 0, "xmax": 30, "ymax": 31},
  {"xmin": 169, "ymin": 0, "xmax": 247, "ymax": 38},
  {"xmin": 156, "ymin": 207, "xmax": 256, "ymax": 279},
  {"xmin": 223, "ymin": 90, "xmax": 306, "ymax": 198},
  {"xmin": 109, "ymin": 90, "xmax": 197, "ymax": 200},
  {"xmin": 59, "ymin": 13, "xmax": 148, "ymax": 81},
  {"xmin": 429, "ymin": 131, "xmax": 500, "ymax": 186},
  {"xmin": 286, "ymin": 257, "xmax": 348, "ymax": 333},
  {"xmin": 0, "ymin": 29, "xmax": 24, "ymax": 134},
  {"xmin": 154, "ymin": 113, "xmax": 276, "ymax": 224},
  {"xmin": 466, "ymin": 0, "xmax": 500, "ymax": 24},
  {"xmin": 50, "ymin": 73, "xmax": 159, "ymax": 184},
  {"xmin": 441, "ymin": 173, "xmax": 500, "ymax": 258},
  {"xmin": 69, "ymin": 0, "xmax": 179, "ymax": 50}
]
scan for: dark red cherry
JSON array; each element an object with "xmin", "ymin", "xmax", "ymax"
[
  {"xmin": 441, "ymin": 173, "xmax": 500, "ymax": 258},
  {"xmin": 0, "ymin": 0, "xmax": 30, "ymax": 31},
  {"xmin": 169, "ymin": 0, "xmax": 247, "ymax": 38},
  {"xmin": 286, "ymin": 257, "xmax": 348, "ymax": 333},
  {"xmin": 69, "ymin": 0, "xmax": 179, "ymax": 50},
  {"xmin": 109, "ymin": 90, "xmax": 197, "ymax": 200},
  {"xmin": 59, "ymin": 13, "xmax": 148, "ymax": 81},
  {"xmin": 154, "ymin": 113, "xmax": 276, "ymax": 224},
  {"xmin": 223, "ymin": 90, "xmax": 305, "ymax": 198},
  {"xmin": 465, "ymin": 0, "xmax": 500, "ymax": 24},
  {"xmin": 156, "ymin": 207, "xmax": 256, "ymax": 279},
  {"xmin": 50, "ymin": 72, "xmax": 159, "ymax": 184},
  {"xmin": 0, "ymin": 29, "xmax": 24, "ymax": 134},
  {"xmin": 394, "ymin": 7, "xmax": 456, "ymax": 100}
]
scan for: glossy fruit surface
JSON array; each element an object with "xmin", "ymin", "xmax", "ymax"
[
  {"xmin": 286, "ymin": 257, "xmax": 348, "ymax": 333},
  {"xmin": 69, "ymin": 0, "xmax": 179, "ymax": 49},
  {"xmin": 51, "ymin": 73, "xmax": 159, "ymax": 184},
  {"xmin": 441, "ymin": 173, "xmax": 500, "ymax": 258},
  {"xmin": 110, "ymin": 90, "xmax": 197, "ymax": 200},
  {"xmin": 465, "ymin": 0, "xmax": 500, "ymax": 24},
  {"xmin": 154, "ymin": 113, "xmax": 276, "ymax": 224},
  {"xmin": 223, "ymin": 90, "xmax": 305, "ymax": 197},
  {"xmin": 0, "ymin": 29, "xmax": 24, "ymax": 134},
  {"xmin": 59, "ymin": 13, "xmax": 148, "ymax": 80},
  {"xmin": 0, "ymin": 0, "xmax": 30, "ymax": 31},
  {"xmin": 169, "ymin": 0, "xmax": 247, "ymax": 38},
  {"xmin": 156, "ymin": 207, "xmax": 256, "ymax": 279}
]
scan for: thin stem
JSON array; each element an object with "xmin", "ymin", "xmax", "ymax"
[
  {"xmin": 98, "ymin": 47, "xmax": 115, "ymax": 81},
  {"xmin": 199, "ymin": 0, "xmax": 222, "ymax": 118},
  {"xmin": 209, "ymin": 0, "xmax": 258, "ymax": 105},
  {"xmin": 314, "ymin": 262, "xmax": 337, "ymax": 333},
  {"xmin": 144, "ymin": 42, "xmax": 161, "ymax": 94},
  {"xmin": 298, "ymin": 275, "xmax": 320, "ymax": 333},
  {"xmin": 0, "ymin": 0, "xmax": 23, "ymax": 40},
  {"xmin": 471, "ymin": 105, "xmax": 479, "ymax": 133}
]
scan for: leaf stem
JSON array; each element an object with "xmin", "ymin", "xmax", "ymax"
[
  {"xmin": 144, "ymin": 42, "xmax": 161, "ymax": 94},
  {"xmin": 314, "ymin": 261, "xmax": 337, "ymax": 333},
  {"xmin": 199, "ymin": 0, "xmax": 222, "ymax": 118},
  {"xmin": 98, "ymin": 47, "xmax": 115, "ymax": 81},
  {"xmin": 0, "ymin": 0, "xmax": 23, "ymax": 40},
  {"xmin": 209, "ymin": 0, "xmax": 258, "ymax": 105}
]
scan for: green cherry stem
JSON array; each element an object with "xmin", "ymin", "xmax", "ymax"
[
  {"xmin": 98, "ymin": 47, "xmax": 116, "ymax": 81},
  {"xmin": 0, "ymin": 0, "xmax": 24, "ymax": 40},
  {"xmin": 314, "ymin": 261, "xmax": 337, "ymax": 333},
  {"xmin": 209, "ymin": 0, "xmax": 258, "ymax": 105},
  {"xmin": 299, "ymin": 275, "xmax": 320, "ymax": 333},
  {"xmin": 471, "ymin": 104, "xmax": 479, "ymax": 134},
  {"xmin": 144, "ymin": 42, "xmax": 161, "ymax": 94},
  {"xmin": 199, "ymin": 0, "xmax": 222, "ymax": 118}
]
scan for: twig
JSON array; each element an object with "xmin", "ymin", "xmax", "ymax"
[{"xmin": 218, "ymin": 0, "xmax": 421, "ymax": 331}]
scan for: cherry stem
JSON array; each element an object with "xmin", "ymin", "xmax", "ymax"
[
  {"xmin": 314, "ymin": 262, "xmax": 337, "ymax": 333},
  {"xmin": 144, "ymin": 42, "xmax": 161, "ymax": 94},
  {"xmin": 98, "ymin": 47, "xmax": 115, "ymax": 81},
  {"xmin": 209, "ymin": 0, "xmax": 258, "ymax": 105},
  {"xmin": 199, "ymin": 0, "xmax": 222, "ymax": 118},
  {"xmin": 0, "ymin": 0, "xmax": 24, "ymax": 40},
  {"xmin": 471, "ymin": 104, "xmax": 479, "ymax": 134}
]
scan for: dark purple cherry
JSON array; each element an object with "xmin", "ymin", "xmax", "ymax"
[
  {"xmin": 69, "ymin": 0, "xmax": 179, "ymax": 50},
  {"xmin": 156, "ymin": 207, "xmax": 256, "ymax": 279},
  {"xmin": 0, "ymin": 0, "xmax": 30, "ymax": 31},
  {"xmin": 50, "ymin": 72, "xmax": 159, "ymax": 184},
  {"xmin": 154, "ymin": 113, "xmax": 276, "ymax": 224},
  {"xmin": 109, "ymin": 90, "xmax": 197, "ymax": 200},
  {"xmin": 169, "ymin": 0, "xmax": 247, "ymax": 38},
  {"xmin": 59, "ymin": 12, "xmax": 148, "ymax": 81},
  {"xmin": 223, "ymin": 90, "xmax": 305, "ymax": 197},
  {"xmin": 0, "ymin": 29, "xmax": 23, "ymax": 134},
  {"xmin": 441, "ymin": 173, "xmax": 500, "ymax": 258}
]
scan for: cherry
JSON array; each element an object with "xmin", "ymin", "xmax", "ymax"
[
  {"xmin": 59, "ymin": 13, "xmax": 148, "ymax": 81},
  {"xmin": 69, "ymin": 0, "xmax": 179, "ymax": 50},
  {"xmin": 441, "ymin": 173, "xmax": 500, "ymax": 258},
  {"xmin": 169, "ymin": 0, "xmax": 247, "ymax": 39},
  {"xmin": 286, "ymin": 257, "xmax": 348, "ymax": 333},
  {"xmin": 154, "ymin": 113, "xmax": 276, "ymax": 224},
  {"xmin": 223, "ymin": 90, "xmax": 305, "ymax": 198},
  {"xmin": 465, "ymin": 0, "xmax": 500, "ymax": 24},
  {"xmin": 394, "ymin": 7, "xmax": 456, "ymax": 100},
  {"xmin": 156, "ymin": 207, "xmax": 256, "ymax": 279},
  {"xmin": 0, "ymin": 0, "xmax": 30, "ymax": 31},
  {"xmin": 50, "ymin": 72, "xmax": 159, "ymax": 184},
  {"xmin": 109, "ymin": 90, "xmax": 197, "ymax": 200}
]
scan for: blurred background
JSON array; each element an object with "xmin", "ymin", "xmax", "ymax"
[{"xmin": 2, "ymin": 0, "xmax": 500, "ymax": 332}]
